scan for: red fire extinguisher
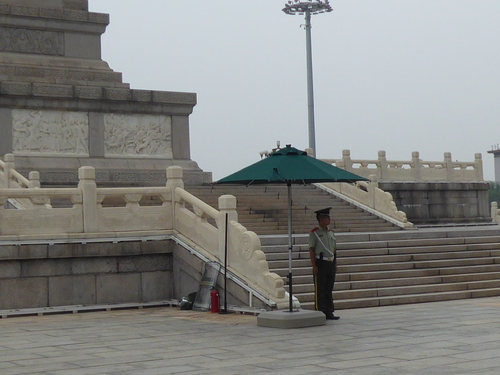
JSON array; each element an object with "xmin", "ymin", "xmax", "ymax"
[{"xmin": 210, "ymin": 289, "xmax": 219, "ymax": 313}]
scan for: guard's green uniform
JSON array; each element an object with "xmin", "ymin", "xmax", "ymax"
[{"xmin": 309, "ymin": 226, "xmax": 337, "ymax": 317}]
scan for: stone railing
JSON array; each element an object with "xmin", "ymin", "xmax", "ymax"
[
  {"xmin": 0, "ymin": 154, "xmax": 40, "ymax": 189},
  {"xmin": 0, "ymin": 163, "xmax": 287, "ymax": 308},
  {"xmin": 491, "ymin": 202, "xmax": 500, "ymax": 224},
  {"xmin": 322, "ymin": 150, "xmax": 484, "ymax": 182},
  {"xmin": 0, "ymin": 154, "xmax": 41, "ymax": 209},
  {"xmin": 318, "ymin": 175, "xmax": 413, "ymax": 229},
  {"xmin": 167, "ymin": 167, "xmax": 286, "ymax": 305}
]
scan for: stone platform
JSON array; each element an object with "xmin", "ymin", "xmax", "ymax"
[{"xmin": 1, "ymin": 297, "xmax": 500, "ymax": 373}]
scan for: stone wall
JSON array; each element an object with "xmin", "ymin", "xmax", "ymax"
[
  {"xmin": 0, "ymin": 237, "xmax": 270, "ymax": 311},
  {"xmin": 380, "ymin": 182, "xmax": 491, "ymax": 225},
  {"xmin": 0, "ymin": 239, "xmax": 174, "ymax": 310}
]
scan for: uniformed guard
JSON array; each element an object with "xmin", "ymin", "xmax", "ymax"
[{"xmin": 309, "ymin": 207, "xmax": 339, "ymax": 320}]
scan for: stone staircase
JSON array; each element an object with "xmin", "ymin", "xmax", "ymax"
[
  {"xmin": 185, "ymin": 184, "xmax": 399, "ymax": 234},
  {"xmin": 34, "ymin": 182, "xmax": 500, "ymax": 310},
  {"xmin": 261, "ymin": 227, "xmax": 500, "ymax": 310}
]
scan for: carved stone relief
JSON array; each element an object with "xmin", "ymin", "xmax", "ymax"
[
  {"xmin": 0, "ymin": 27, "xmax": 64, "ymax": 55},
  {"xmin": 104, "ymin": 114, "xmax": 172, "ymax": 158},
  {"xmin": 12, "ymin": 109, "xmax": 89, "ymax": 155}
]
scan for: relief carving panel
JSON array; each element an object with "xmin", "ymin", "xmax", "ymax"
[
  {"xmin": 12, "ymin": 109, "xmax": 89, "ymax": 155},
  {"xmin": 104, "ymin": 114, "xmax": 172, "ymax": 158},
  {"xmin": 0, "ymin": 27, "xmax": 64, "ymax": 55}
]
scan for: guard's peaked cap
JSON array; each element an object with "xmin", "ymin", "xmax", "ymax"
[{"xmin": 315, "ymin": 207, "xmax": 331, "ymax": 218}]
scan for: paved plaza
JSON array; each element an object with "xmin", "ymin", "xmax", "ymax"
[{"xmin": 1, "ymin": 298, "xmax": 500, "ymax": 375}]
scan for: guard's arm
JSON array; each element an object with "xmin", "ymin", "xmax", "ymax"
[{"xmin": 309, "ymin": 247, "xmax": 318, "ymax": 276}]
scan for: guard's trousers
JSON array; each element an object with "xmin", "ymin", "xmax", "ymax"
[{"xmin": 314, "ymin": 259, "xmax": 336, "ymax": 316}]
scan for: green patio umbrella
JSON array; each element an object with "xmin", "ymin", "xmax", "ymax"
[{"xmin": 216, "ymin": 145, "xmax": 368, "ymax": 312}]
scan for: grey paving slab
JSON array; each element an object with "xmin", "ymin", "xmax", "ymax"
[{"xmin": 0, "ymin": 298, "xmax": 500, "ymax": 374}]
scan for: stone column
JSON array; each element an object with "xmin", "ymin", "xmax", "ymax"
[
  {"xmin": 218, "ymin": 195, "xmax": 238, "ymax": 263},
  {"xmin": 166, "ymin": 166, "xmax": 184, "ymax": 228},
  {"xmin": 378, "ymin": 151, "xmax": 387, "ymax": 181},
  {"xmin": 78, "ymin": 166, "xmax": 98, "ymax": 233},
  {"xmin": 342, "ymin": 149, "xmax": 353, "ymax": 172},
  {"xmin": 368, "ymin": 174, "xmax": 378, "ymax": 209},
  {"xmin": 412, "ymin": 152, "xmax": 421, "ymax": 181},
  {"xmin": 4, "ymin": 153, "xmax": 14, "ymax": 188},
  {"xmin": 444, "ymin": 152, "xmax": 453, "ymax": 181},
  {"xmin": 491, "ymin": 202, "xmax": 499, "ymax": 223},
  {"xmin": 474, "ymin": 153, "xmax": 483, "ymax": 181},
  {"xmin": 29, "ymin": 171, "xmax": 40, "ymax": 188}
]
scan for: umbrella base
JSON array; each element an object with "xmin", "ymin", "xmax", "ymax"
[{"xmin": 257, "ymin": 309, "xmax": 326, "ymax": 329}]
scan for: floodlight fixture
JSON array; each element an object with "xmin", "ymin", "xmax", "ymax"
[
  {"xmin": 282, "ymin": 0, "xmax": 332, "ymax": 157},
  {"xmin": 282, "ymin": 0, "xmax": 333, "ymax": 16}
]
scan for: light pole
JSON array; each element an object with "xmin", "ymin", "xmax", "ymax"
[{"xmin": 283, "ymin": 0, "xmax": 332, "ymax": 158}]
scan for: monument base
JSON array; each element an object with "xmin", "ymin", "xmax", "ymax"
[
  {"xmin": 0, "ymin": 2, "xmax": 209, "ymax": 187},
  {"xmin": 257, "ymin": 309, "xmax": 326, "ymax": 329},
  {"xmin": 13, "ymin": 155, "xmax": 212, "ymax": 186}
]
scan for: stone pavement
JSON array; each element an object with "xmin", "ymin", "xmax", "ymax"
[{"xmin": 1, "ymin": 298, "xmax": 500, "ymax": 375}]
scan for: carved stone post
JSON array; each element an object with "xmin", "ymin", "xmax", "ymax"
[
  {"xmin": 368, "ymin": 174, "xmax": 378, "ymax": 209},
  {"xmin": 412, "ymin": 151, "xmax": 421, "ymax": 181},
  {"xmin": 4, "ymin": 154, "xmax": 14, "ymax": 188},
  {"xmin": 218, "ymin": 195, "xmax": 238, "ymax": 263},
  {"xmin": 474, "ymin": 153, "xmax": 483, "ymax": 181},
  {"xmin": 378, "ymin": 151, "xmax": 387, "ymax": 181},
  {"xmin": 342, "ymin": 149, "xmax": 353, "ymax": 172},
  {"xmin": 29, "ymin": 171, "xmax": 40, "ymax": 188},
  {"xmin": 491, "ymin": 202, "xmax": 499, "ymax": 224},
  {"xmin": 78, "ymin": 166, "xmax": 98, "ymax": 233},
  {"xmin": 166, "ymin": 166, "xmax": 184, "ymax": 229},
  {"xmin": 444, "ymin": 152, "xmax": 453, "ymax": 182}
]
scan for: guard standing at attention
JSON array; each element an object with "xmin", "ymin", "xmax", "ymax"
[{"xmin": 309, "ymin": 207, "xmax": 339, "ymax": 320}]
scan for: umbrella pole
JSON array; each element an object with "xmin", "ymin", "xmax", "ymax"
[
  {"xmin": 221, "ymin": 212, "xmax": 229, "ymax": 314},
  {"xmin": 287, "ymin": 182, "xmax": 293, "ymax": 312}
]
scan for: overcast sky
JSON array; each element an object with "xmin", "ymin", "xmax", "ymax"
[{"xmin": 88, "ymin": 1, "xmax": 500, "ymax": 181}]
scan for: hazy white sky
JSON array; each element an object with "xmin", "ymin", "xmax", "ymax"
[{"xmin": 89, "ymin": 1, "xmax": 500, "ymax": 181}]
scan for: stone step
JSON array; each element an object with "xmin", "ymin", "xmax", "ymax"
[
  {"xmin": 267, "ymin": 259, "xmax": 311, "ymax": 269},
  {"xmin": 348, "ymin": 264, "xmax": 500, "ymax": 281},
  {"xmin": 289, "ymin": 272, "xmax": 495, "ymax": 296},
  {"xmin": 339, "ymin": 258, "xmax": 499, "ymax": 273},
  {"xmin": 262, "ymin": 227, "xmax": 500, "ymax": 310},
  {"xmin": 298, "ymin": 287, "xmax": 500, "ymax": 310},
  {"xmin": 261, "ymin": 231, "xmax": 450, "ymax": 247},
  {"xmin": 295, "ymin": 283, "xmax": 469, "ymax": 302},
  {"xmin": 185, "ymin": 184, "xmax": 400, "ymax": 234},
  {"xmin": 281, "ymin": 270, "xmax": 500, "ymax": 292},
  {"xmin": 346, "ymin": 271, "xmax": 500, "ymax": 290},
  {"xmin": 265, "ymin": 247, "xmax": 500, "ymax": 264}
]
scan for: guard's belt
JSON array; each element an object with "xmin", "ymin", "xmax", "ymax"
[{"xmin": 316, "ymin": 255, "xmax": 333, "ymax": 262}]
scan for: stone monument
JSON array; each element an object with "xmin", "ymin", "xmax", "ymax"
[{"xmin": 0, "ymin": 0, "xmax": 211, "ymax": 185}]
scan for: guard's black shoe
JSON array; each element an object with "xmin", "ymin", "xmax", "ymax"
[{"xmin": 326, "ymin": 314, "xmax": 340, "ymax": 320}]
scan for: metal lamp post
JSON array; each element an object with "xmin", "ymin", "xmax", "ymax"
[{"xmin": 282, "ymin": 0, "xmax": 332, "ymax": 158}]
